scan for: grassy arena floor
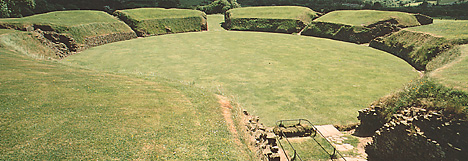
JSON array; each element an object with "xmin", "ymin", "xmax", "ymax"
[
  {"xmin": 0, "ymin": 47, "xmax": 250, "ymax": 159},
  {"xmin": 65, "ymin": 15, "xmax": 418, "ymax": 126}
]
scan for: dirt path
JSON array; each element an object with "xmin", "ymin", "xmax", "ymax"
[
  {"xmin": 430, "ymin": 45, "xmax": 468, "ymax": 78},
  {"xmin": 217, "ymin": 95, "xmax": 243, "ymax": 147}
]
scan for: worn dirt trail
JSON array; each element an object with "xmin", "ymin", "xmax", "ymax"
[{"xmin": 217, "ymin": 95, "xmax": 243, "ymax": 147}]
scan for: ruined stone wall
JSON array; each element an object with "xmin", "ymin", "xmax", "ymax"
[
  {"xmin": 361, "ymin": 107, "xmax": 468, "ymax": 160},
  {"xmin": 242, "ymin": 110, "xmax": 280, "ymax": 161}
]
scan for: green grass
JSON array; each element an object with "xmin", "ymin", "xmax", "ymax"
[
  {"xmin": 0, "ymin": 10, "xmax": 121, "ymax": 26},
  {"xmin": 115, "ymin": 8, "xmax": 205, "ymax": 21},
  {"xmin": 0, "ymin": 29, "xmax": 56, "ymax": 59},
  {"xmin": 406, "ymin": 19, "xmax": 468, "ymax": 44},
  {"xmin": 0, "ymin": 29, "xmax": 17, "ymax": 35},
  {"xmin": 114, "ymin": 8, "xmax": 206, "ymax": 36},
  {"xmin": 225, "ymin": 6, "xmax": 319, "ymax": 34},
  {"xmin": 279, "ymin": 137, "xmax": 336, "ymax": 160},
  {"xmin": 314, "ymin": 10, "xmax": 421, "ymax": 27},
  {"xmin": 0, "ymin": 10, "xmax": 134, "ymax": 44},
  {"xmin": 227, "ymin": 6, "xmax": 319, "ymax": 23},
  {"xmin": 64, "ymin": 15, "xmax": 418, "ymax": 126},
  {"xmin": 208, "ymin": 14, "xmax": 227, "ymax": 31},
  {"xmin": 0, "ymin": 44, "xmax": 250, "ymax": 159},
  {"xmin": 430, "ymin": 45, "xmax": 468, "ymax": 91}
]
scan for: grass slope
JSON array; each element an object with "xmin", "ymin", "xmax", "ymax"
[
  {"xmin": 113, "ymin": 8, "xmax": 207, "ymax": 36},
  {"xmin": 0, "ymin": 44, "xmax": 249, "ymax": 159},
  {"xmin": 0, "ymin": 29, "xmax": 56, "ymax": 59},
  {"xmin": 430, "ymin": 44, "xmax": 468, "ymax": 91},
  {"xmin": 65, "ymin": 15, "xmax": 418, "ymax": 126},
  {"xmin": 227, "ymin": 6, "xmax": 319, "ymax": 21},
  {"xmin": 313, "ymin": 10, "xmax": 421, "ymax": 27},
  {"xmin": 225, "ymin": 6, "xmax": 319, "ymax": 34},
  {"xmin": 406, "ymin": 19, "xmax": 468, "ymax": 44},
  {"xmin": 0, "ymin": 10, "xmax": 134, "ymax": 44}
]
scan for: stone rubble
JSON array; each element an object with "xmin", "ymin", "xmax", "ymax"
[
  {"xmin": 242, "ymin": 110, "xmax": 280, "ymax": 161},
  {"xmin": 358, "ymin": 106, "xmax": 468, "ymax": 160}
]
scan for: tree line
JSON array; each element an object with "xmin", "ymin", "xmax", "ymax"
[{"xmin": 1, "ymin": 0, "xmax": 467, "ymax": 19}]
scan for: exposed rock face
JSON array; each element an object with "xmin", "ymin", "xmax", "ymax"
[
  {"xmin": 1, "ymin": 23, "xmax": 137, "ymax": 58},
  {"xmin": 33, "ymin": 29, "xmax": 79, "ymax": 58},
  {"xmin": 354, "ymin": 106, "xmax": 388, "ymax": 136},
  {"xmin": 361, "ymin": 107, "xmax": 468, "ymax": 160},
  {"xmin": 414, "ymin": 14, "xmax": 434, "ymax": 25},
  {"xmin": 301, "ymin": 19, "xmax": 401, "ymax": 44}
]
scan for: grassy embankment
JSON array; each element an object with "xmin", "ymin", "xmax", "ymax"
[
  {"xmin": 0, "ymin": 29, "xmax": 252, "ymax": 160},
  {"xmin": 0, "ymin": 29, "xmax": 55, "ymax": 58},
  {"xmin": 363, "ymin": 19, "xmax": 468, "ymax": 129},
  {"xmin": 113, "ymin": 8, "xmax": 207, "ymax": 37},
  {"xmin": 65, "ymin": 15, "xmax": 418, "ymax": 126},
  {"xmin": 0, "ymin": 10, "xmax": 135, "ymax": 45},
  {"xmin": 370, "ymin": 19, "xmax": 468, "ymax": 71},
  {"xmin": 301, "ymin": 10, "xmax": 424, "ymax": 44},
  {"xmin": 224, "ymin": 6, "xmax": 320, "ymax": 34}
]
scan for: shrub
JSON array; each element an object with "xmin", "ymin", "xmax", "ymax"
[{"xmin": 196, "ymin": 0, "xmax": 239, "ymax": 14}]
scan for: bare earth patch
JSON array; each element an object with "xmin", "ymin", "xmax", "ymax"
[{"xmin": 217, "ymin": 95, "xmax": 242, "ymax": 147}]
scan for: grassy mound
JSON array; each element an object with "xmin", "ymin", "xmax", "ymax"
[
  {"xmin": 370, "ymin": 20, "xmax": 467, "ymax": 71},
  {"xmin": 370, "ymin": 30, "xmax": 454, "ymax": 71},
  {"xmin": 301, "ymin": 10, "xmax": 430, "ymax": 44},
  {"xmin": 0, "ymin": 10, "xmax": 136, "ymax": 49},
  {"xmin": 65, "ymin": 16, "xmax": 418, "ymax": 126},
  {"xmin": 406, "ymin": 19, "xmax": 468, "ymax": 45},
  {"xmin": 0, "ymin": 40, "xmax": 250, "ymax": 160},
  {"xmin": 113, "ymin": 8, "xmax": 207, "ymax": 37},
  {"xmin": 0, "ymin": 29, "xmax": 56, "ymax": 59},
  {"xmin": 224, "ymin": 6, "xmax": 320, "ymax": 34}
]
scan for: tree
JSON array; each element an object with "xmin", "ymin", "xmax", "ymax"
[
  {"xmin": 196, "ymin": 0, "xmax": 239, "ymax": 14},
  {"xmin": 158, "ymin": 0, "xmax": 180, "ymax": 8},
  {"xmin": 1, "ymin": 0, "xmax": 36, "ymax": 18}
]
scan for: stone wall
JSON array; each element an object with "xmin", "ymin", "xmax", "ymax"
[
  {"xmin": 242, "ymin": 110, "xmax": 280, "ymax": 161},
  {"xmin": 362, "ymin": 107, "xmax": 468, "ymax": 160}
]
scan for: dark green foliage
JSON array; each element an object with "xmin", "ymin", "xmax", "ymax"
[
  {"xmin": 0, "ymin": 0, "xmax": 35, "ymax": 18},
  {"xmin": 227, "ymin": 18, "xmax": 304, "ymax": 33},
  {"xmin": 158, "ymin": 0, "xmax": 180, "ymax": 8},
  {"xmin": 196, "ymin": 0, "xmax": 239, "ymax": 14}
]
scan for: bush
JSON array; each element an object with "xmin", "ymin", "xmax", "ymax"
[{"xmin": 196, "ymin": 0, "xmax": 239, "ymax": 14}]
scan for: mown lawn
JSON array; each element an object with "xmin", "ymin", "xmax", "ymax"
[
  {"xmin": 314, "ymin": 10, "xmax": 421, "ymax": 27},
  {"xmin": 226, "ymin": 6, "xmax": 319, "ymax": 22},
  {"xmin": 0, "ymin": 47, "xmax": 250, "ymax": 160},
  {"xmin": 65, "ymin": 15, "xmax": 418, "ymax": 126}
]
